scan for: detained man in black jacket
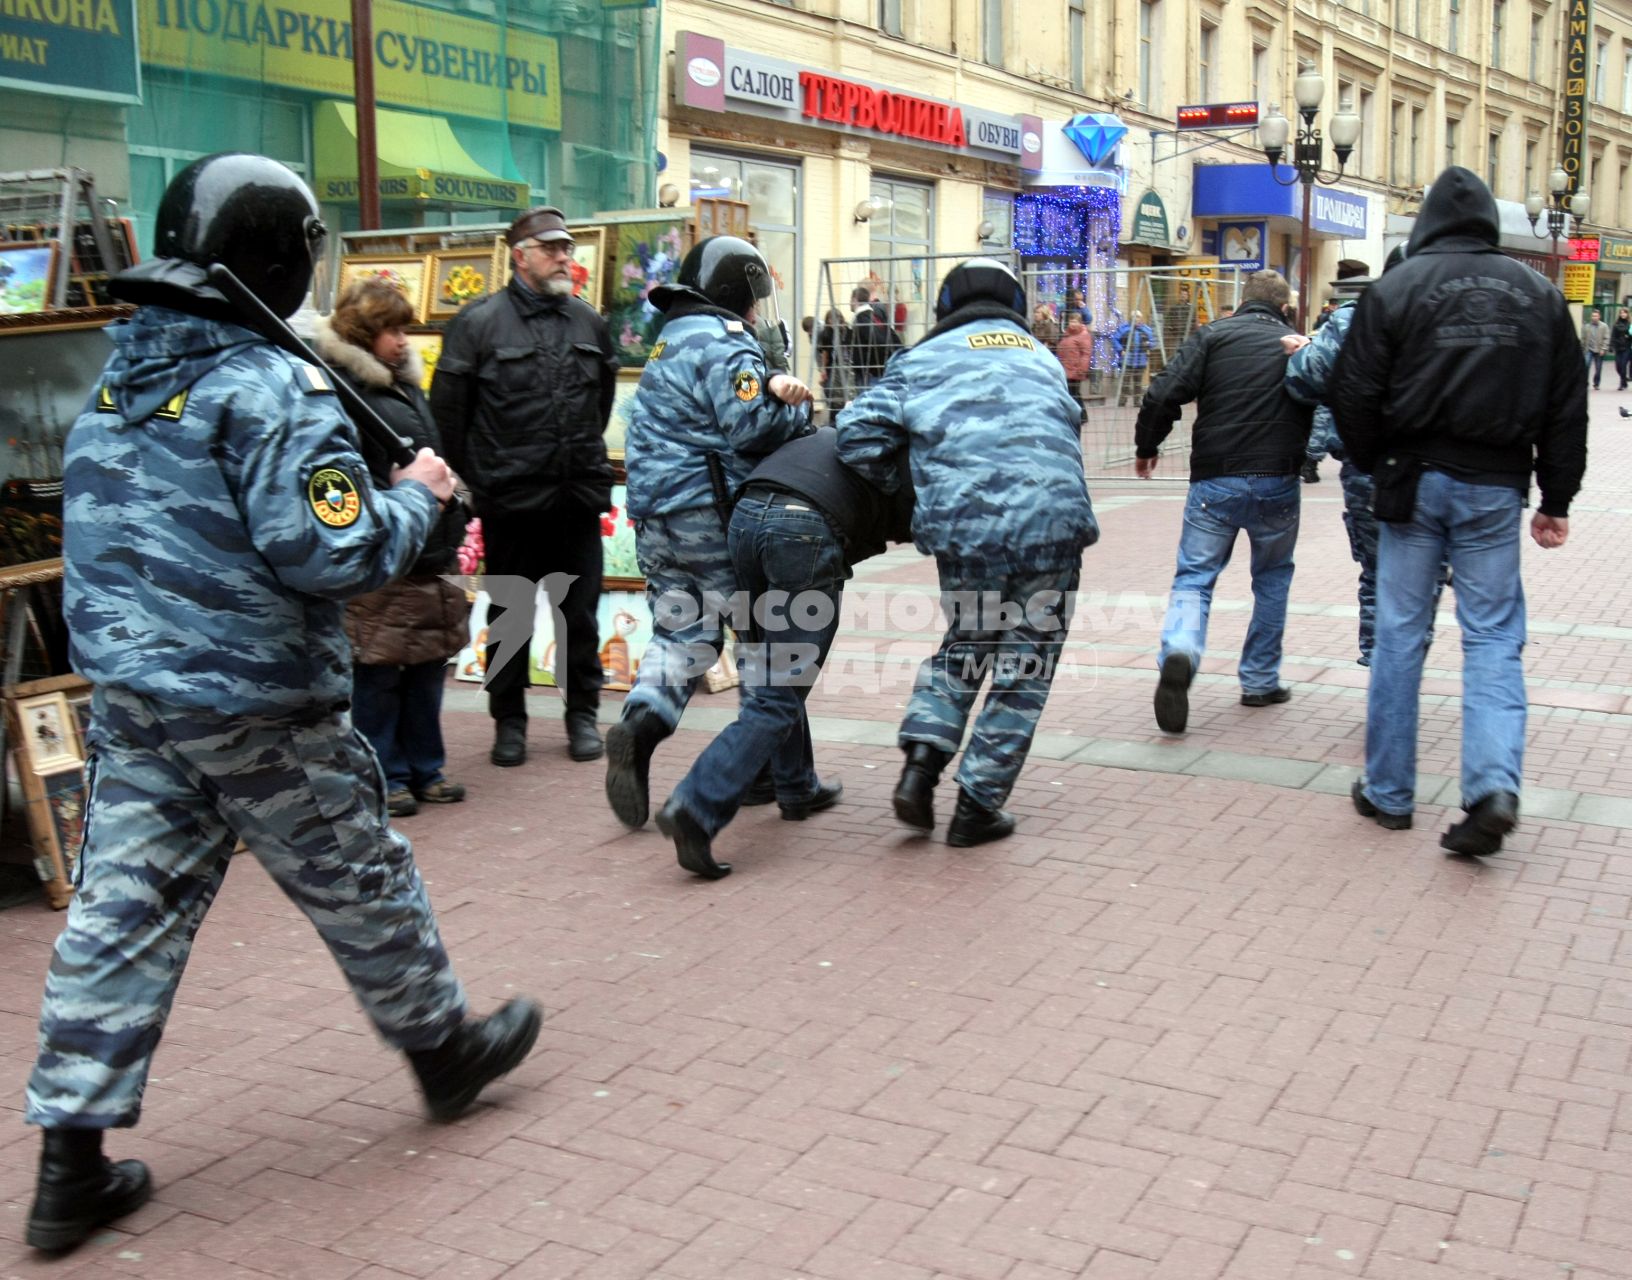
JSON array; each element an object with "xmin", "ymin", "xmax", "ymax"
[
  {"xmin": 1134, "ymin": 270, "xmax": 1314, "ymax": 735},
  {"xmin": 1331, "ymin": 165, "xmax": 1587, "ymax": 855},
  {"xmin": 654, "ymin": 429, "xmax": 913, "ymax": 879},
  {"xmin": 430, "ymin": 206, "xmax": 618, "ymax": 768}
]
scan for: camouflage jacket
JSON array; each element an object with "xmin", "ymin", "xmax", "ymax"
[
  {"xmin": 624, "ymin": 304, "xmax": 809, "ymax": 521},
  {"xmin": 64, "ymin": 307, "xmax": 439, "ymax": 717},
  {"xmin": 835, "ymin": 306, "xmax": 1098, "ymax": 573},
  {"xmin": 1285, "ymin": 300, "xmax": 1355, "ymax": 459}
]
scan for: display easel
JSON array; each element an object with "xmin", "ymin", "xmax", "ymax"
[{"xmin": 0, "ymin": 560, "xmax": 85, "ymax": 908}]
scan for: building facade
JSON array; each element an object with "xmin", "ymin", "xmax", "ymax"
[{"xmin": 662, "ymin": 0, "xmax": 1632, "ymax": 342}]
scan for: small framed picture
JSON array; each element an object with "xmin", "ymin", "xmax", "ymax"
[
  {"xmin": 336, "ymin": 254, "xmax": 431, "ymax": 323},
  {"xmin": 66, "ymin": 693, "xmax": 93, "ymax": 756},
  {"xmin": 428, "ymin": 246, "xmax": 500, "ymax": 319},
  {"xmin": 570, "ymin": 226, "xmax": 606, "ymax": 311},
  {"xmin": 16, "ymin": 692, "xmax": 79, "ymax": 774},
  {"xmin": 0, "ymin": 240, "xmax": 62, "ymax": 315},
  {"xmin": 404, "ymin": 331, "xmax": 443, "ymax": 393},
  {"xmin": 41, "ymin": 767, "xmax": 87, "ymax": 887}
]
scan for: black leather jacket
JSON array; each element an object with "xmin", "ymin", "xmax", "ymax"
[
  {"xmin": 1135, "ymin": 300, "xmax": 1313, "ymax": 480},
  {"xmin": 430, "ymin": 277, "xmax": 617, "ymax": 519}
]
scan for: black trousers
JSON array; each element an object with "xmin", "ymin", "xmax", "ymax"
[{"xmin": 482, "ymin": 507, "xmax": 603, "ymax": 720}]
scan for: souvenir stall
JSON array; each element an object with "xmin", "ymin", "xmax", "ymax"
[{"xmin": 0, "ymin": 168, "xmax": 131, "ymax": 907}]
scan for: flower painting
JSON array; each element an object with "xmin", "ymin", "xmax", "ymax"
[{"xmin": 607, "ymin": 218, "xmax": 688, "ymax": 367}]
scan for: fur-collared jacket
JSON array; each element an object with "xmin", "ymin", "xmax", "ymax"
[{"xmin": 314, "ymin": 321, "xmax": 470, "ymax": 667}]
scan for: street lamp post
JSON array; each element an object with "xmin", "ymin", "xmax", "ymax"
[
  {"xmin": 1258, "ymin": 64, "xmax": 1363, "ymax": 331},
  {"xmin": 1525, "ymin": 166, "xmax": 1590, "ymax": 285}
]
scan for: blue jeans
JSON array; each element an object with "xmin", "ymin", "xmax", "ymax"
[
  {"xmin": 670, "ymin": 492, "xmax": 844, "ymax": 834},
  {"xmin": 1158, "ymin": 475, "xmax": 1300, "ymax": 694},
  {"xmin": 1363, "ymin": 470, "xmax": 1526, "ymax": 817},
  {"xmin": 352, "ymin": 659, "xmax": 451, "ymax": 792},
  {"xmin": 1588, "ymin": 351, "xmax": 1606, "ymax": 386}
]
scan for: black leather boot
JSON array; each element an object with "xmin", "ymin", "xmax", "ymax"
[
  {"xmin": 26, "ymin": 1129, "xmax": 152, "ymax": 1252},
  {"xmin": 565, "ymin": 710, "xmax": 603, "ymax": 762},
  {"xmin": 490, "ymin": 716, "xmax": 527, "ymax": 768},
  {"xmin": 656, "ymin": 797, "xmax": 730, "ymax": 879},
  {"xmin": 946, "ymin": 789, "xmax": 1017, "ymax": 848},
  {"xmin": 893, "ymin": 743, "xmax": 951, "ymax": 831},
  {"xmin": 407, "ymin": 998, "xmax": 543, "ymax": 1123},
  {"xmin": 603, "ymin": 706, "xmax": 670, "ymax": 828}
]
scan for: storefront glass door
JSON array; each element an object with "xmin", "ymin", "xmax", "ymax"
[
  {"xmin": 689, "ymin": 150, "xmax": 802, "ymax": 365},
  {"xmin": 868, "ymin": 176, "xmax": 935, "ymax": 343}
]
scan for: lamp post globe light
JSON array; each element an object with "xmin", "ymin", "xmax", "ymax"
[
  {"xmin": 1525, "ymin": 165, "xmax": 1590, "ymax": 283},
  {"xmin": 1258, "ymin": 62, "xmax": 1362, "ymax": 330}
]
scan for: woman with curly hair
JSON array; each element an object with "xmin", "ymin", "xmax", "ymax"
[{"xmin": 315, "ymin": 279, "xmax": 470, "ymax": 817}]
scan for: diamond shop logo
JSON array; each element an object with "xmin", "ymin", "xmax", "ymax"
[{"xmin": 1061, "ymin": 113, "xmax": 1128, "ymax": 166}]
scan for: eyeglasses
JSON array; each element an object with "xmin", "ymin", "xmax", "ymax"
[{"xmin": 524, "ymin": 239, "xmax": 576, "ymax": 258}]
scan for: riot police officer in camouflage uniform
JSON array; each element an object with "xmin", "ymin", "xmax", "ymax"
[
  {"xmin": 837, "ymin": 258, "xmax": 1099, "ymax": 846},
  {"xmin": 22, "ymin": 154, "xmax": 541, "ymax": 1253},
  {"xmin": 603, "ymin": 236, "xmax": 814, "ymax": 829}
]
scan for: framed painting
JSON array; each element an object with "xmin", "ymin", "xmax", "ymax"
[
  {"xmin": 0, "ymin": 241, "xmax": 61, "ymax": 315},
  {"xmin": 606, "ymin": 216, "xmax": 688, "ymax": 367},
  {"xmin": 41, "ymin": 767, "xmax": 87, "ymax": 889},
  {"xmin": 428, "ymin": 246, "xmax": 500, "ymax": 319},
  {"xmin": 336, "ymin": 254, "xmax": 431, "ymax": 322},
  {"xmin": 15, "ymin": 691, "xmax": 79, "ymax": 774},
  {"xmin": 404, "ymin": 331, "xmax": 443, "ymax": 394},
  {"xmin": 569, "ymin": 226, "xmax": 606, "ymax": 311}
]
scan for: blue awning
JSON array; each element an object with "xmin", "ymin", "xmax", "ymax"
[{"xmin": 1192, "ymin": 165, "xmax": 1368, "ymax": 237}]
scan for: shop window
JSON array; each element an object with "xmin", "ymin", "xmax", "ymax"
[
  {"xmin": 981, "ymin": 191, "xmax": 1014, "ymax": 250},
  {"xmin": 982, "ymin": 0, "xmax": 1004, "ymax": 67},
  {"xmin": 1138, "ymin": 0, "xmax": 1161, "ymax": 110},
  {"xmin": 690, "ymin": 150, "xmax": 802, "ymax": 360},
  {"xmin": 868, "ymin": 176, "xmax": 936, "ymax": 344},
  {"xmin": 1070, "ymin": 0, "xmax": 1087, "ymax": 91}
]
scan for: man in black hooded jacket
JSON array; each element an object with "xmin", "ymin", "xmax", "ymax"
[{"xmin": 1330, "ymin": 165, "xmax": 1587, "ymax": 856}]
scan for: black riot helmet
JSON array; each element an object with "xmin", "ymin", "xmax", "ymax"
[
  {"xmin": 934, "ymin": 257, "xmax": 1026, "ymax": 321},
  {"xmin": 651, "ymin": 235, "xmax": 780, "ymax": 323},
  {"xmin": 112, "ymin": 153, "xmax": 326, "ymax": 319}
]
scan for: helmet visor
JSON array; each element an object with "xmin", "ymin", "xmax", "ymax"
[{"xmin": 743, "ymin": 258, "xmax": 782, "ymax": 330}]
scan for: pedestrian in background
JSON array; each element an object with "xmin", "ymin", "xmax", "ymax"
[
  {"xmin": 24, "ymin": 154, "xmax": 540, "ymax": 1254},
  {"xmin": 1056, "ymin": 311, "xmax": 1093, "ymax": 409},
  {"xmin": 317, "ymin": 280, "xmax": 470, "ymax": 818},
  {"xmin": 1032, "ymin": 302, "xmax": 1061, "ymax": 351},
  {"xmin": 1582, "ymin": 308, "xmax": 1611, "ymax": 388},
  {"xmin": 431, "ymin": 206, "xmax": 617, "ymax": 769},
  {"xmin": 1611, "ymin": 305, "xmax": 1631, "ymax": 389},
  {"xmin": 1331, "ymin": 165, "xmax": 1587, "ymax": 854},
  {"xmin": 1114, "ymin": 310, "xmax": 1155, "ymax": 406},
  {"xmin": 1135, "ymin": 270, "xmax": 1313, "ymax": 735}
]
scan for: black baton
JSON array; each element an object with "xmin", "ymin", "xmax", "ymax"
[
  {"xmin": 206, "ymin": 263, "xmax": 417, "ymax": 467},
  {"xmin": 705, "ymin": 452, "xmax": 734, "ymax": 535}
]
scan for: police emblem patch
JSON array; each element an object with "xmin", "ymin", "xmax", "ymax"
[
  {"xmin": 308, "ymin": 467, "xmax": 362, "ymax": 528},
  {"xmin": 733, "ymin": 370, "xmax": 762, "ymax": 402},
  {"xmin": 649, "ymin": 340, "xmax": 666, "ymax": 360}
]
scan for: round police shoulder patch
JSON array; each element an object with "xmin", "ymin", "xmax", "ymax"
[
  {"xmin": 308, "ymin": 466, "xmax": 362, "ymax": 529},
  {"xmin": 733, "ymin": 370, "xmax": 762, "ymax": 403}
]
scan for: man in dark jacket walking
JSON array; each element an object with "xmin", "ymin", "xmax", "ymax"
[
  {"xmin": 1135, "ymin": 270, "xmax": 1313, "ymax": 735},
  {"xmin": 431, "ymin": 207, "xmax": 618, "ymax": 767},
  {"xmin": 1331, "ymin": 166, "xmax": 1587, "ymax": 855}
]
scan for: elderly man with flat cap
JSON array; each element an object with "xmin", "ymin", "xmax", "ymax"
[{"xmin": 432, "ymin": 206, "xmax": 618, "ymax": 766}]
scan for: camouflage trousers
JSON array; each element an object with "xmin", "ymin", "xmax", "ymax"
[
  {"xmin": 900, "ymin": 564, "xmax": 1081, "ymax": 811},
  {"xmin": 625, "ymin": 507, "xmax": 739, "ymax": 731},
  {"xmin": 26, "ymin": 687, "xmax": 467, "ymax": 1129},
  {"xmin": 1339, "ymin": 462, "xmax": 1448, "ymax": 665}
]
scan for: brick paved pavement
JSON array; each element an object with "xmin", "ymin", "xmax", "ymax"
[{"xmin": 0, "ymin": 394, "xmax": 1628, "ymax": 1278}]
